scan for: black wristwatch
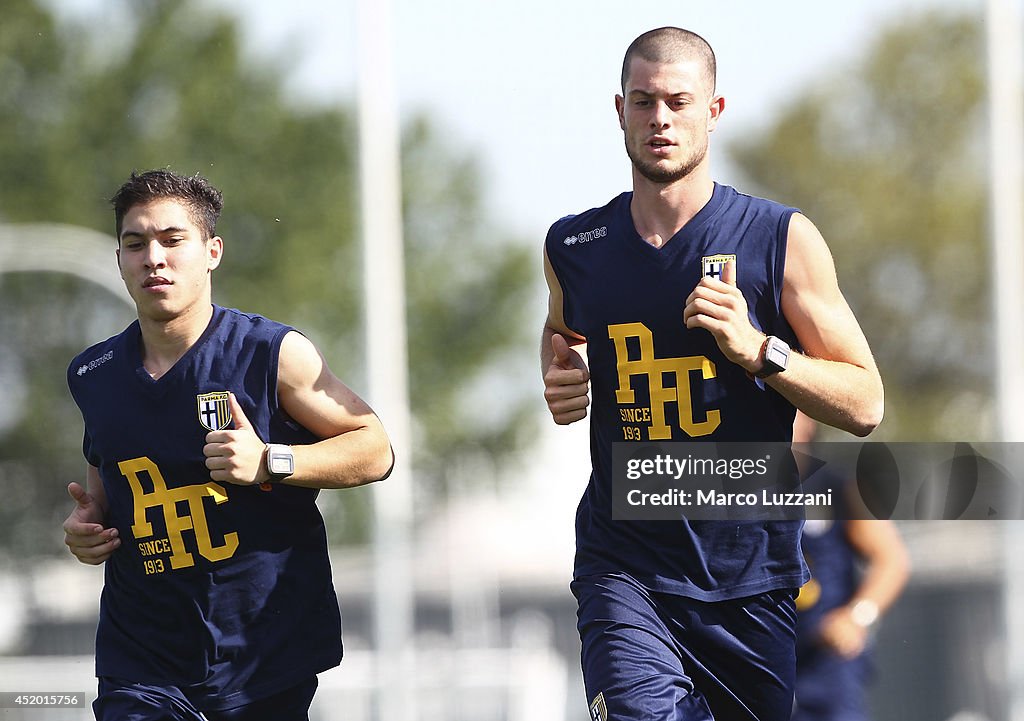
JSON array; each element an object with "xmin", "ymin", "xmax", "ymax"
[
  {"xmin": 265, "ymin": 443, "xmax": 295, "ymax": 481},
  {"xmin": 754, "ymin": 336, "xmax": 790, "ymax": 378}
]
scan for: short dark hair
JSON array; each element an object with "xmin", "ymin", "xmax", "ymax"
[
  {"xmin": 621, "ymin": 27, "xmax": 717, "ymax": 95},
  {"xmin": 110, "ymin": 169, "xmax": 224, "ymax": 242}
]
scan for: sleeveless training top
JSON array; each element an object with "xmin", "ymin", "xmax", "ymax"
[
  {"xmin": 546, "ymin": 183, "xmax": 809, "ymax": 600},
  {"xmin": 67, "ymin": 305, "xmax": 342, "ymax": 710}
]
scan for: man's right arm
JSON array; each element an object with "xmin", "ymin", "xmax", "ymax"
[
  {"xmin": 542, "ymin": 245, "xmax": 591, "ymax": 425},
  {"xmin": 63, "ymin": 465, "xmax": 120, "ymax": 565}
]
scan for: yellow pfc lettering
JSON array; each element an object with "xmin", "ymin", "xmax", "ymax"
[
  {"xmin": 607, "ymin": 323, "xmax": 721, "ymax": 438},
  {"xmin": 186, "ymin": 485, "xmax": 239, "ymax": 563},
  {"xmin": 118, "ymin": 456, "xmax": 240, "ymax": 571}
]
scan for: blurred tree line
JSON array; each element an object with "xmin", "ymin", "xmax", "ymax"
[
  {"xmin": 0, "ymin": 0, "xmax": 537, "ymax": 557},
  {"xmin": 729, "ymin": 10, "xmax": 992, "ymax": 441},
  {"xmin": 0, "ymin": 3, "xmax": 1003, "ymax": 560}
]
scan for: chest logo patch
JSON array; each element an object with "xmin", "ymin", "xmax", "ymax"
[
  {"xmin": 197, "ymin": 391, "xmax": 233, "ymax": 431},
  {"xmin": 701, "ymin": 253, "xmax": 736, "ymax": 281}
]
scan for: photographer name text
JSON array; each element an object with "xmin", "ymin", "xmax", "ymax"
[{"xmin": 626, "ymin": 488, "xmax": 833, "ymax": 508}]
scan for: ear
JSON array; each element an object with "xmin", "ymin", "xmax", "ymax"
[
  {"xmin": 707, "ymin": 95, "xmax": 725, "ymax": 133},
  {"xmin": 615, "ymin": 94, "xmax": 626, "ymax": 130},
  {"xmin": 208, "ymin": 236, "xmax": 223, "ymax": 271}
]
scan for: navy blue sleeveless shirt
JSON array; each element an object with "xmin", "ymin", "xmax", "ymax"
[
  {"xmin": 67, "ymin": 305, "xmax": 342, "ymax": 710},
  {"xmin": 546, "ymin": 183, "xmax": 809, "ymax": 600}
]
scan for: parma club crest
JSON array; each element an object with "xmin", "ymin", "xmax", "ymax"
[
  {"xmin": 701, "ymin": 253, "xmax": 736, "ymax": 281},
  {"xmin": 589, "ymin": 692, "xmax": 608, "ymax": 721},
  {"xmin": 197, "ymin": 391, "xmax": 232, "ymax": 431}
]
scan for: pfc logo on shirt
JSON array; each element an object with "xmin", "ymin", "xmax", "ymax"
[
  {"xmin": 589, "ymin": 691, "xmax": 608, "ymax": 721},
  {"xmin": 119, "ymin": 456, "xmax": 239, "ymax": 574},
  {"xmin": 608, "ymin": 322, "xmax": 721, "ymax": 439}
]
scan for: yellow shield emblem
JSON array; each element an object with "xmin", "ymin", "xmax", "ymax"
[{"xmin": 197, "ymin": 391, "xmax": 232, "ymax": 431}]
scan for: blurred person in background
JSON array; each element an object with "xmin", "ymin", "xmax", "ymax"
[
  {"xmin": 792, "ymin": 411, "xmax": 910, "ymax": 721},
  {"xmin": 61, "ymin": 169, "xmax": 393, "ymax": 721},
  {"xmin": 541, "ymin": 26, "xmax": 883, "ymax": 721}
]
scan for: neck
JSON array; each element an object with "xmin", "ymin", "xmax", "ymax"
[
  {"xmin": 137, "ymin": 302, "xmax": 214, "ymax": 379},
  {"xmin": 630, "ymin": 170, "xmax": 714, "ymax": 249}
]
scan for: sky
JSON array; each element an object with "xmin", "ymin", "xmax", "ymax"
[
  {"xmin": 196, "ymin": 0, "xmax": 983, "ymax": 241},
  {"xmin": 52, "ymin": 0, "xmax": 990, "ymax": 239}
]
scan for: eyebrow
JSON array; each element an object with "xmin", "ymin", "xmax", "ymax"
[
  {"xmin": 628, "ymin": 89, "xmax": 695, "ymax": 99},
  {"xmin": 119, "ymin": 226, "xmax": 189, "ymax": 241}
]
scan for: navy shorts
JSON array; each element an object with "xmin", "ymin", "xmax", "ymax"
[
  {"xmin": 93, "ymin": 675, "xmax": 318, "ymax": 721},
  {"xmin": 572, "ymin": 573, "xmax": 798, "ymax": 721}
]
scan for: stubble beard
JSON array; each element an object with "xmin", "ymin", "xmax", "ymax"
[{"xmin": 625, "ymin": 135, "xmax": 708, "ymax": 185}]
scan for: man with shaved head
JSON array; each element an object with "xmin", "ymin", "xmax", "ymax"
[{"xmin": 542, "ymin": 27, "xmax": 882, "ymax": 721}]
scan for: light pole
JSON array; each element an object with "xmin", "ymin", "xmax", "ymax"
[{"xmin": 356, "ymin": 1, "xmax": 417, "ymax": 719}]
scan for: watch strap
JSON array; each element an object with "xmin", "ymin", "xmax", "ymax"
[{"xmin": 755, "ymin": 335, "xmax": 789, "ymax": 378}]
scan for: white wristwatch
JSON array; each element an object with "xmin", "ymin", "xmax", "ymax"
[
  {"xmin": 850, "ymin": 599, "xmax": 880, "ymax": 628},
  {"xmin": 755, "ymin": 336, "xmax": 791, "ymax": 378},
  {"xmin": 265, "ymin": 443, "xmax": 294, "ymax": 481}
]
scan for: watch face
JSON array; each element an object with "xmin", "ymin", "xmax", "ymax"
[
  {"xmin": 765, "ymin": 339, "xmax": 790, "ymax": 369},
  {"xmin": 270, "ymin": 456, "xmax": 293, "ymax": 475},
  {"xmin": 268, "ymin": 446, "xmax": 294, "ymax": 476}
]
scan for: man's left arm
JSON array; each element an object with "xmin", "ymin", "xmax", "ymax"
[
  {"xmin": 768, "ymin": 213, "xmax": 884, "ymax": 435},
  {"xmin": 684, "ymin": 213, "xmax": 883, "ymax": 436},
  {"xmin": 204, "ymin": 331, "xmax": 394, "ymax": 488}
]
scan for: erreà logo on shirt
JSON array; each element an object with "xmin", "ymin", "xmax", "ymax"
[
  {"xmin": 563, "ymin": 226, "xmax": 608, "ymax": 246},
  {"xmin": 197, "ymin": 391, "xmax": 233, "ymax": 431},
  {"xmin": 701, "ymin": 253, "xmax": 736, "ymax": 280}
]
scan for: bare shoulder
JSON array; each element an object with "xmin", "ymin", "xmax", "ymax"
[
  {"xmin": 781, "ymin": 213, "xmax": 875, "ymax": 365},
  {"xmin": 276, "ymin": 330, "xmax": 325, "ymax": 389},
  {"xmin": 276, "ymin": 330, "xmax": 376, "ymax": 437},
  {"xmin": 543, "ymin": 242, "xmax": 585, "ymax": 341},
  {"xmin": 784, "ymin": 213, "xmax": 840, "ymax": 292}
]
